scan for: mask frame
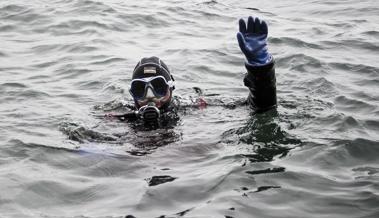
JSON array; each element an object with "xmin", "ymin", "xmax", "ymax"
[{"xmin": 129, "ymin": 75, "xmax": 175, "ymax": 101}]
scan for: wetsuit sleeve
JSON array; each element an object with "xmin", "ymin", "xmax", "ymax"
[
  {"xmin": 243, "ymin": 58, "xmax": 277, "ymax": 112},
  {"xmin": 112, "ymin": 112, "xmax": 138, "ymax": 122}
]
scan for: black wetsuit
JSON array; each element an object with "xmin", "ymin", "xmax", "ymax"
[
  {"xmin": 115, "ymin": 59, "xmax": 276, "ymax": 125},
  {"xmin": 243, "ymin": 59, "xmax": 277, "ymax": 112}
]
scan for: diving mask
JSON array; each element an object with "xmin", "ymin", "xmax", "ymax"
[{"xmin": 129, "ymin": 76, "xmax": 174, "ymax": 101}]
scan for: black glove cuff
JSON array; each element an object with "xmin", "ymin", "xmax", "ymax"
[
  {"xmin": 244, "ymin": 58, "xmax": 275, "ymax": 75},
  {"xmin": 243, "ymin": 58, "xmax": 275, "ymax": 88}
]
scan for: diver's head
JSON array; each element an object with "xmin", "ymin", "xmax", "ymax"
[{"xmin": 129, "ymin": 56, "xmax": 175, "ymax": 110}]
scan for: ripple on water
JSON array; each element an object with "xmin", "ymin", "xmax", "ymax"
[
  {"xmin": 329, "ymin": 62, "xmax": 379, "ymax": 77},
  {"xmin": 297, "ymin": 77, "xmax": 338, "ymax": 97},
  {"xmin": 71, "ymin": 0, "xmax": 118, "ymax": 14},
  {"xmin": 0, "ymin": 4, "xmax": 49, "ymax": 33},
  {"xmin": 19, "ymin": 181, "xmax": 108, "ymax": 206},
  {"xmin": 42, "ymin": 20, "xmax": 114, "ymax": 34},
  {"xmin": 309, "ymin": 112, "xmax": 373, "ymax": 140},
  {"xmin": 0, "ymin": 82, "xmax": 27, "ymax": 89},
  {"xmin": 334, "ymin": 95, "xmax": 377, "ymax": 114},
  {"xmin": 1, "ymin": 88, "xmax": 50, "ymax": 102},
  {"xmin": 30, "ymin": 44, "xmax": 68, "ymax": 54},
  {"xmin": 89, "ymin": 57, "xmax": 125, "ymax": 66},
  {"xmin": 275, "ymin": 53, "xmax": 325, "ymax": 74},
  {"xmin": 270, "ymin": 37, "xmax": 323, "ymax": 49},
  {"xmin": 362, "ymin": 30, "xmax": 379, "ymax": 38},
  {"xmin": 55, "ymin": 66, "xmax": 92, "ymax": 77},
  {"xmin": 344, "ymin": 138, "xmax": 379, "ymax": 163},
  {"xmin": 354, "ymin": 78, "xmax": 379, "ymax": 90}
]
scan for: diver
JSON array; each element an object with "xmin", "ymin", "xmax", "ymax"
[{"xmin": 107, "ymin": 16, "xmax": 276, "ymax": 128}]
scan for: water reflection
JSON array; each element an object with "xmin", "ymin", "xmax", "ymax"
[
  {"xmin": 125, "ymin": 127, "xmax": 182, "ymax": 156},
  {"xmin": 222, "ymin": 109, "xmax": 301, "ymax": 163}
]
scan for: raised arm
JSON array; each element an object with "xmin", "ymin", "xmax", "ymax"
[{"xmin": 237, "ymin": 16, "xmax": 277, "ymax": 112}]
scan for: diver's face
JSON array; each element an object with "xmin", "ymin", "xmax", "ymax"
[
  {"xmin": 129, "ymin": 75, "xmax": 172, "ymax": 109},
  {"xmin": 136, "ymin": 86, "xmax": 171, "ymax": 108}
]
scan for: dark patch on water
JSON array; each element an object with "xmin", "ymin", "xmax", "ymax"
[
  {"xmin": 223, "ymin": 109, "xmax": 301, "ymax": 146},
  {"xmin": 245, "ymin": 7, "xmax": 260, "ymax": 11},
  {"xmin": 145, "ymin": 175, "xmax": 177, "ymax": 186},
  {"xmin": 240, "ymin": 146, "xmax": 290, "ymax": 163},
  {"xmin": 193, "ymin": 87, "xmax": 203, "ymax": 95},
  {"xmin": 127, "ymin": 150, "xmax": 150, "ymax": 156},
  {"xmin": 59, "ymin": 122, "xmax": 118, "ymax": 143},
  {"xmin": 353, "ymin": 166, "xmax": 379, "ymax": 176},
  {"xmin": 255, "ymin": 186, "xmax": 281, "ymax": 193},
  {"xmin": 345, "ymin": 138, "xmax": 379, "ymax": 162},
  {"xmin": 246, "ymin": 167, "xmax": 285, "ymax": 175},
  {"xmin": 202, "ymin": 0, "xmax": 218, "ymax": 5},
  {"xmin": 175, "ymin": 208, "xmax": 194, "ymax": 216},
  {"xmin": 0, "ymin": 82, "xmax": 27, "ymax": 89}
]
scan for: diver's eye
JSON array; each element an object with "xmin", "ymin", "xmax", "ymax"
[
  {"xmin": 130, "ymin": 81, "xmax": 147, "ymax": 99},
  {"xmin": 150, "ymin": 77, "xmax": 168, "ymax": 96}
]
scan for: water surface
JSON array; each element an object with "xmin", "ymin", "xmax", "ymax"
[{"xmin": 1, "ymin": 0, "xmax": 379, "ymax": 217}]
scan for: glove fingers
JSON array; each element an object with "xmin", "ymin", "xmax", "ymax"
[
  {"xmin": 239, "ymin": 18, "xmax": 247, "ymax": 34},
  {"xmin": 236, "ymin": 32, "xmax": 247, "ymax": 54},
  {"xmin": 260, "ymin": 20, "xmax": 268, "ymax": 35},
  {"xmin": 247, "ymin": 16, "xmax": 255, "ymax": 34},
  {"xmin": 254, "ymin": 17, "xmax": 261, "ymax": 33}
]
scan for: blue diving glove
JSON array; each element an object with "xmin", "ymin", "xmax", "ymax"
[{"xmin": 237, "ymin": 16, "xmax": 272, "ymax": 66}]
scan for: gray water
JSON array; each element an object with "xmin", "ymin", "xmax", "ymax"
[{"xmin": 1, "ymin": 0, "xmax": 379, "ymax": 217}]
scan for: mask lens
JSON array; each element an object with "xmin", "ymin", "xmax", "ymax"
[
  {"xmin": 130, "ymin": 81, "xmax": 146, "ymax": 99},
  {"xmin": 150, "ymin": 77, "xmax": 168, "ymax": 96}
]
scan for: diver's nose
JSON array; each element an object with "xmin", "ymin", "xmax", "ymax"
[{"xmin": 145, "ymin": 87, "xmax": 155, "ymax": 99}]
